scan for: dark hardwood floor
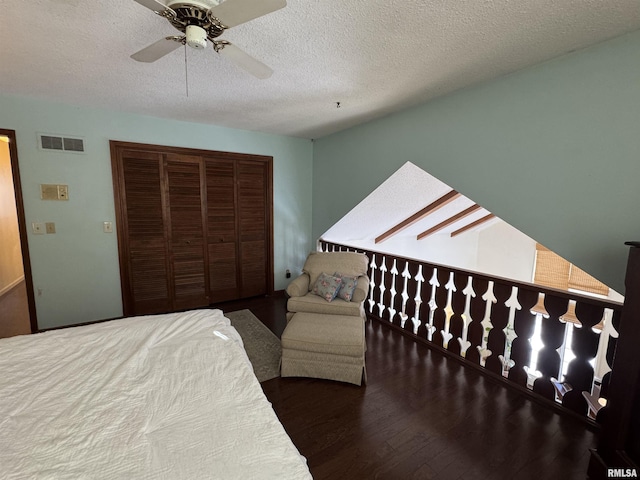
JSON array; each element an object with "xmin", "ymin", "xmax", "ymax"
[
  {"xmin": 213, "ymin": 294, "xmax": 596, "ymax": 480},
  {"xmin": 0, "ymin": 280, "xmax": 32, "ymax": 339}
]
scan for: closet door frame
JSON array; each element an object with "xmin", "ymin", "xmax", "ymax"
[{"xmin": 110, "ymin": 140, "xmax": 274, "ymax": 316}]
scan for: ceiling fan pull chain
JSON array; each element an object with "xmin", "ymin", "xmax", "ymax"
[{"xmin": 184, "ymin": 44, "xmax": 189, "ymax": 98}]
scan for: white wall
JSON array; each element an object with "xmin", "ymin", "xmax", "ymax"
[
  {"xmin": 476, "ymin": 221, "xmax": 536, "ymax": 283},
  {"xmin": 325, "ymin": 219, "xmax": 539, "ymax": 284},
  {"xmin": 325, "ymin": 231, "xmax": 481, "ymax": 274},
  {"xmin": 0, "ymin": 94, "xmax": 314, "ymax": 329},
  {"xmin": 319, "ymin": 160, "xmax": 538, "ymax": 283}
]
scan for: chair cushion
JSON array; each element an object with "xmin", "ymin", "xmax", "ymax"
[
  {"xmin": 287, "ymin": 293, "xmax": 363, "ymax": 317},
  {"xmin": 281, "ymin": 313, "xmax": 365, "ymax": 357},
  {"xmin": 281, "ymin": 348, "xmax": 365, "ymax": 365}
]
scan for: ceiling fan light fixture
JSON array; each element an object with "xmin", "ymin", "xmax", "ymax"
[
  {"xmin": 185, "ymin": 24, "xmax": 207, "ymax": 49},
  {"xmin": 131, "ymin": 0, "xmax": 287, "ymax": 78}
]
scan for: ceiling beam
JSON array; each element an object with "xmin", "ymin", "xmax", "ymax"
[
  {"xmin": 417, "ymin": 204, "xmax": 483, "ymax": 240},
  {"xmin": 450, "ymin": 213, "xmax": 496, "ymax": 237},
  {"xmin": 375, "ymin": 190, "xmax": 461, "ymax": 244}
]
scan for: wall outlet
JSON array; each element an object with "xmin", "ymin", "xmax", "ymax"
[
  {"xmin": 57, "ymin": 185, "xmax": 69, "ymax": 200},
  {"xmin": 286, "ymin": 269, "xmax": 291, "ymax": 278},
  {"xmin": 32, "ymin": 222, "xmax": 45, "ymax": 234},
  {"xmin": 103, "ymin": 221, "xmax": 113, "ymax": 233}
]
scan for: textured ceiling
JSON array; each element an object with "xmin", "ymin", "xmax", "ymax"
[{"xmin": 1, "ymin": 0, "xmax": 639, "ymax": 138}]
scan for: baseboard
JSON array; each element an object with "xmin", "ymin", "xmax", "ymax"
[{"xmin": 0, "ymin": 276, "xmax": 24, "ymax": 298}]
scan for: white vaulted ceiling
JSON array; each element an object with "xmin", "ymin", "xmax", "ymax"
[
  {"xmin": 321, "ymin": 162, "xmax": 498, "ymax": 244},
  {"xmin": 1, "ymin": 0, "xmax": 639, "ymax": 139}
]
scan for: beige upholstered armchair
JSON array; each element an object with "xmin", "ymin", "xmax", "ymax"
[
  {"xmin": 285, "ymin": 251, "xmax": 370, "ymax": 321},
  {"xmin": 281, "ymin": 251, "xmax": 370, "ymax": 385}
]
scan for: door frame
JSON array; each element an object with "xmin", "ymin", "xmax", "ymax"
[{"xmin": 1, "ymin": 129, "xmax": 38, "ymax": 332}]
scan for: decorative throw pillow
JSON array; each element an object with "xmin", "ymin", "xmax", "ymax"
[
  {"xmin": 334, "ymin": 272, "xmax": 358, "ymax": 302},
  {"xmin": 312, "ymin": 272, "xmax": 343, "ymax": 302}
]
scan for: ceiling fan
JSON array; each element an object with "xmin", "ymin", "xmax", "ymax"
[{"xmin": 131, "ymin": 0, "xmax": 286, "ymax": 79}]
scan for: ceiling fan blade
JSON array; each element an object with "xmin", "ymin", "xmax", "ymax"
[
  {"xmin": 216, "ymin": 42, "xmax": 273, "ymax": 79},
  {"xmin": 209, "ymin": 0, "xmax": 286, "ymax": 28},
  {"xmin": 131, "ymin": 37, "xmax": 183, "ymax": 62},
  {"xmin": 133, "ymin": 0, "xmax": 168, "ymax": 12}
]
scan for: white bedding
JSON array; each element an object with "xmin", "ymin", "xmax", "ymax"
[{"xmin": 0, "ymin": 309, "xmax": 312, "ymax": 479}]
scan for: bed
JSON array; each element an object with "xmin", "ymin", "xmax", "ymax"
[{"xmin": 0, "ymin": 309, "xmax": 312, "ymax": 479}]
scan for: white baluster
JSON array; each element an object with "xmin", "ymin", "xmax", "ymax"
[
  {"xmin": 593, "ymin": 308, "xmax": 618, "ymax": 382},
  {"xmin": 441, "ymin": 272, "xmax": 456, "ymax": 348},
  {"xmin": 389, "ymin": 259, "xmax": 399, "ymax": 324},
  {"xmin": 501, "ymin": 286, "xmax": 522, "ymax": 373},
  {"xmin": 425, "ymin": 267, "xmax": 438, "ymax": 341},
  {"xmin": 411, "ymin": 265, "xmax": 425, "ymax": 336},
  {"xmin": 478, "ymin": 281, "xmax": 496, "ymax": 366},
  {"xmin": 377, "ymin": 256, "xmax": 387, "ymax": 317},
  {"xmin": 458, "ymin": 276, "xmax": 475, "ymax": 356},
  {"xmin": 368, "ymin": 254, "xmax": 378, "ymax": 313}
]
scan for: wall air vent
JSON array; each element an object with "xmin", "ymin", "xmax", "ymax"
[{"xmin": 37, "ymin": 133, "xmax": 85, "ymax": 154}]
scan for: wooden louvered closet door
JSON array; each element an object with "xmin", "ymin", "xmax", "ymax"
[
  {"xmin": 118, "ymin": 150, "xmax": 171, "ymax": 315},
  {"xmin": 165, "ymin": 154, "xmax": 209, "ymax": 310},
  {"xmin": 205, "ymin": 157, "xmax": 239, "ymax": 302},
  {"xmin": 237, "ymin": 160, "xmax": 269, "ymax": 298},
  {"xmin": 111, "ymin": 141, "xmax": 273, "ymax": 317},
  {"xmin": 205, "ymin": 158, "xmax": 271, "ymax": 301}
]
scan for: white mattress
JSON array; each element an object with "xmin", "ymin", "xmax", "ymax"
[{"xmin": 0, "ymin": 309, "xmax": 312, "ymax": 479}]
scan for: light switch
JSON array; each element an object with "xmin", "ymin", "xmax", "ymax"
[
  {"xmin": 32, "ymin": 222, "xmax": 45, "ymax": 234},
  {"xmin": 45, "ymin": 222, "xmax": 56, "ymax": 234},
  {"xmin": 103, "ymin": 221, "xmax": 113, "ymax": 233}
]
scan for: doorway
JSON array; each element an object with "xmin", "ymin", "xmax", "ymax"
[{"xmin": 0, "ymin": 129, "xmax": 37, "ymax": 337}]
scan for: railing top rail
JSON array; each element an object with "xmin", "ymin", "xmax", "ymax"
[{"xmin": 320, "ymin": 239, "xmax": 623, "ymax": 310}]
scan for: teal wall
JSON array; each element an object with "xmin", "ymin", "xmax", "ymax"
[
  {"xmin": 0, "ymin": 95, "xmax": 313, "ymax": 329},
  {"xmin": 313, "ymin": 29, "xmax": 640, "ymax": 294}
]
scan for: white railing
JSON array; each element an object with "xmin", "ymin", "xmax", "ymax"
[{"xmin": 321, "ymin": 240, "xmax": 623, "ymax": 421}]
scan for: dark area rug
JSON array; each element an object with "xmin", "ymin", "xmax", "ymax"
[{"xmin": 226, "ymin": 309, "xmax": 281, "ymax": 382}]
